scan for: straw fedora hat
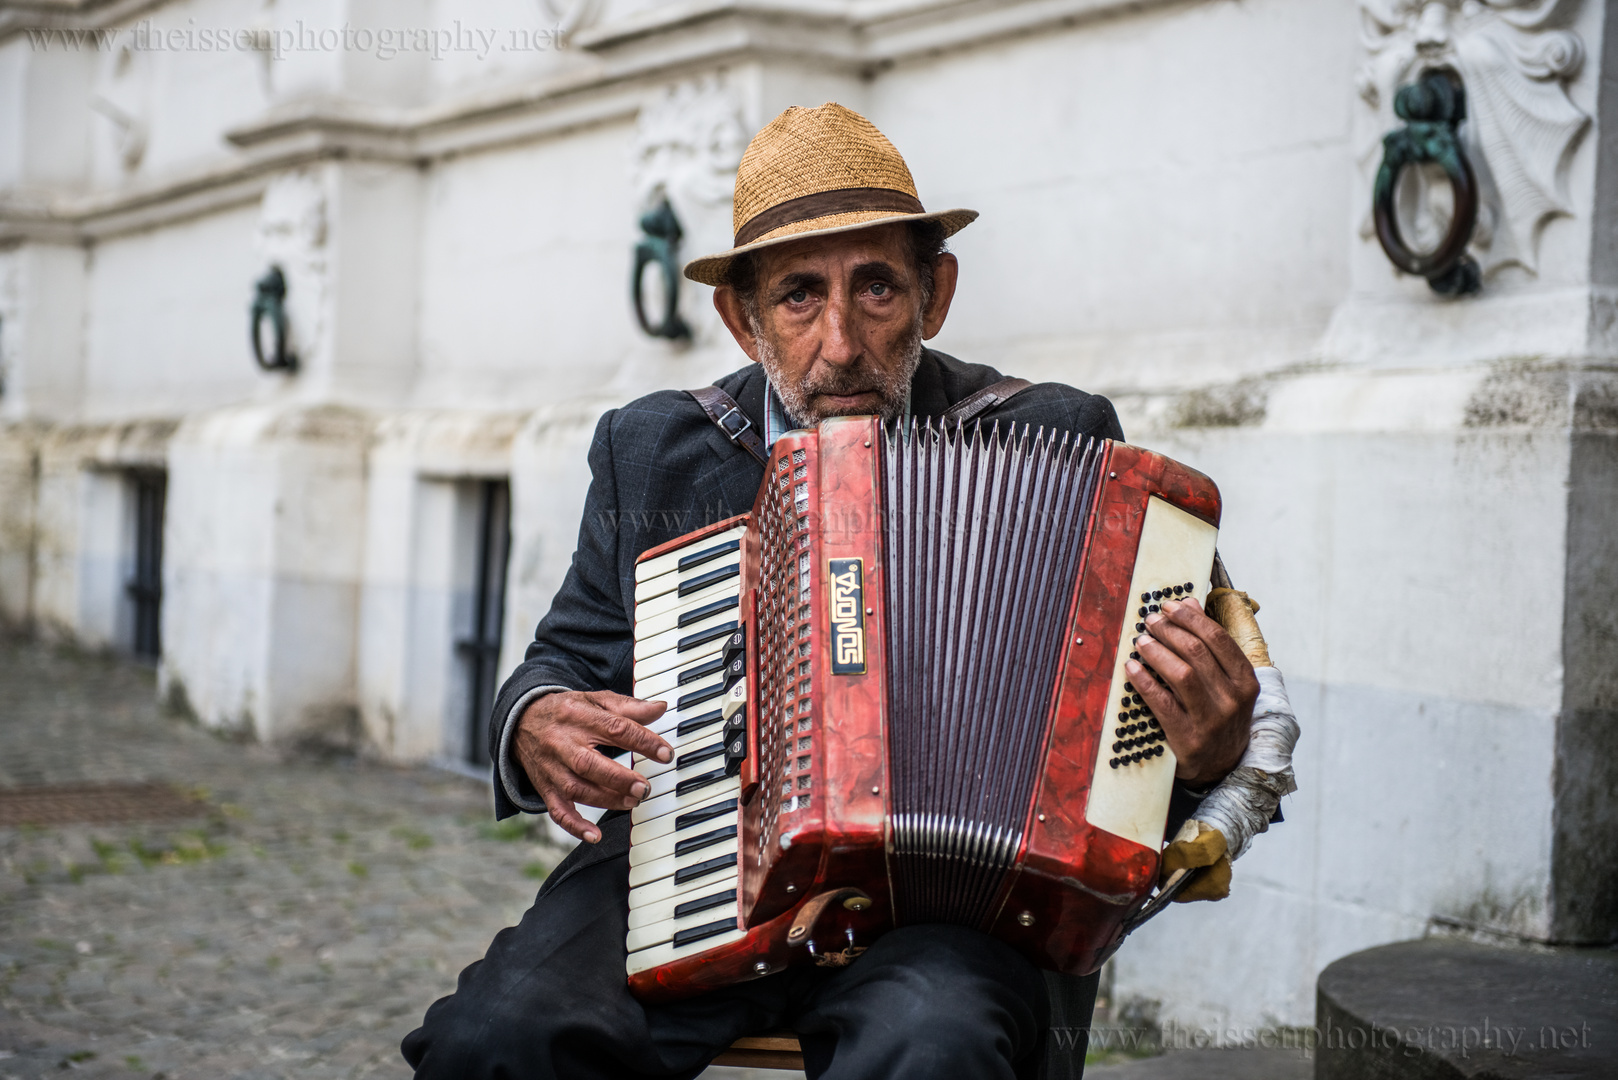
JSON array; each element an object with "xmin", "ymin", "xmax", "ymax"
[{"xmin": 683, "ymin": 103, "xmax": 977, "ymax": 287}]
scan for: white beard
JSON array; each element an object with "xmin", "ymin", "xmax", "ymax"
[{"xmin": 754, "ymin": 311, "xmax": 925, "ymax": 428}]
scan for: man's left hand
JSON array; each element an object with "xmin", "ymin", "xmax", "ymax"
[{"xmin": 1126, "ymin": 597, "xmax": 1259, "ymax": 787}]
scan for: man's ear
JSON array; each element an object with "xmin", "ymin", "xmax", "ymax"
[
  {"xmin": 921, "ymin": 253, "xmax": 958, "ymax": 340},
  {"xmin": 713, "ymin": 285, "xmax": 761, "ymax": 362}
]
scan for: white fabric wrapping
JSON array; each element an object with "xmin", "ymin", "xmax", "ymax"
[{"xmin": 1192, "ymin": 666, "xmax": 1299, "ymax": 860}]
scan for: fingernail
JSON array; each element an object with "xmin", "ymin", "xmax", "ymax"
[
  {"xmin": 656, "ymin": 747, "xmax": 672, "ymax": 764},
  {"xmin": 631, "ymin": 781, "xmax": 649, "ymax": 799},
  {"xmin": 1136, "ymin": 634, "xmax": 1154, "ymax": 648},
  {"xmin": 584, "ymin": 830, "xmax": 600, "ymax": 844},
  {"xmin": 1161, "ymin": 599, "xmax": 1179, "ymax": 612},
  {"xmin": 1126, "ymin": 659, "xmax": 1142, "ymax": 676},
  {"xmin": 1146, "ymin": 612, "xmax": 1162, "ymax": 626}
]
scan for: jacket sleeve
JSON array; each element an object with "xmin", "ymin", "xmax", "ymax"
[{"xmin": 488, "ymin": 409, "xmax": 635, "ymax": 818}]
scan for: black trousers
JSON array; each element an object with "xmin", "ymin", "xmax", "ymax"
[{"xmin": 403, "ymin": 811, "xmax": 1098, "ymax": 1080}]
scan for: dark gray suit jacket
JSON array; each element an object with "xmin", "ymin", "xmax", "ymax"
[{"xmin": 490, "ymin": 348, "xmax": 1126, "ymax": 819}]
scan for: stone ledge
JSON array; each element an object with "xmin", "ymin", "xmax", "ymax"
[{"xmin": 1315, "ymin": 937, "xmax": 1618, "ymax": 1080}]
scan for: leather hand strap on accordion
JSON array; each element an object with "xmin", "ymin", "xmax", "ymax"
[
  {"xmin": 1207, "ymin": 551, "xmax": 1271, "ymax": 668},
  {"xmin": 941, "ymin": 377, "xmax": 1033, "ymax": 425},
  {"xmin": 689, "ymin": 386, "xmax": 769, "ymax": 465},
  {"xmin": 1207, "ymin": 588, "xmax": 1271, "ymax": 668},
  {"xmin": 1160, "ymin": 819, "xmax": 1232, "ymax": 903},
  {"xmin": 786, "ymin": 887, "xmax": 872, "ymax": 946}
]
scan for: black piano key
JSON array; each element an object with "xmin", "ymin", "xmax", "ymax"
[
  {"xmin": 673, "ymin": 888, "xmax": 737, "ymax": 920},
  {"xmin": 676, "ymin": 657, "xmax": 725, "ymax": 686},
  {"xmin": 721, "ymin": 654, "xmax": 746, "ymax": 691},
  {"xmin": 677, "ymin": 596, "xmax": 739, "ymax": 629},
  {"xmin": 675, "ymin": 768, "xmax": 729, "ymax": 797},
  {"xmin": 676, "ymin": 742, "xmax": 725, "ymax": 770},
  {"xmin": 674, "ymin": 798, "xmax": 737, "ymax": 832},
  {"xmin": 677, "ymin": 620, "xmax": 738, "ymax": 653},
  {"xmin": 674, "ymin": 824, "xmax": 737, "ymax": 857},
  {"xmin": 677, "ymin": 563, "xmax": 740, "ymax": 597},
  {"xmin": 676, "ymin": 680, "xmax": 726, "ymax": 711},
  {"xmin": 676, "ymin": 538, "xmax": 741, "ymax": 575},
  {"xmin": 673, "ymin": 852, "xmax": 737, "ymax": 886},
  {"xmin": 675, "ymin": 709, "xmax": 724, "ymax": 738},
  {"xmin": 672, "ymin": 916, "xmax": 739, "ymax": 948}
]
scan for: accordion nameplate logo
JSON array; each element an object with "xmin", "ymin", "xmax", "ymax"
[{"xmin": 828, "ymin": 558, "xmax": 866, "ymax": 675}]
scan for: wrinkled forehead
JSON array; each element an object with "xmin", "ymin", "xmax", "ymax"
[{"xmin": 752, "ymin": 223, "xmax": 914, "ymax": 286}]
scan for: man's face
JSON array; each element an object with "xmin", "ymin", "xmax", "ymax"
[{"xmin": 714, "ymin": 224, "xmax": 958, "ymax": 427}]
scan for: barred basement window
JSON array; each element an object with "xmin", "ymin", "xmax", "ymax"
[
  {"xmin": 456, "ymin": 480, "xmax": 510, "ymax": 767},
  {"xmin": 124, "ymin": 470, "xmax": 165, "ymax": 662}
]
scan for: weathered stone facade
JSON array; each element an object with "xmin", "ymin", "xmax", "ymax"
[{"xmin": 1, "ymin": 0, "xmax": 1613, "ymax": 1031}]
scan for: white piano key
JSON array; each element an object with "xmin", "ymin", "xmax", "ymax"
[
  {"xmin": 625, "ymin": 900, "xmax": 740, "ymax": 952},
  {"xmin": 635, "ymin": 593, "xmax": 740, "ymax": 640},
  {"xmin": 628, "ymin": 842, "xmax": 738, "ymax": 889},
  {"xmin": 626, "ymin": 926, "xmax": 747, "ymax": 977},
  {"xmin": 635, "ymin": 734, "xmax": 725, "ymax": 782},
  {"xmin": 632, "ymin": 634, "xmax": 727, "ymax": 684},
  {"xmin": 634, "ymin": 610, "xmax": 738, "ymax": 661},
  {"xmin": 628, "ymin": 864, "xmax": 739, "ymax": 911},
  {"xmin": 629, "ymin": 789, "xmax": 737, "ymax": 845},
  {"xmin": 635, "ymin": 572, "xmax": 740, "ymax": 622},
  {"xmin": 634, "ymin": 547, "xmax": 744, "ymax": 605},
  {"xmin": 635, "ymin": 527, "xmax": 746, "ymax": 584},
  {"xmin": 631, "ymin": 771, "xmax": 739, "ymax": 827},
  {"xmin": 634, "ymin": 657, "xmax": 728, "ymax": 705},
  {"xmin": 627, "ymin": 885, "xmax": 738, "ymax": 931},
  {"xmin": 645, "ymin": 702, "xmax": 726, "ymax": 740},
  {"xmin": 627, "ymin": 815, "xmax": 736, "ymax": 867},
  {"xmin": 642, "ymin": 679, "xmax": 728, "ymax": 719},
  {"xmin": 642, "ymin": 745, "xmax": 731, "ymax": 800}
]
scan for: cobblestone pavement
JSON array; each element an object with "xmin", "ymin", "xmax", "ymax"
[
  {"xmin": 0, "ymin": 639, "xmax": 1307, "ymax": 1080},
  {"xmin": 0, "ymin": 640, "xmax": 797, "ymax": 1080}
]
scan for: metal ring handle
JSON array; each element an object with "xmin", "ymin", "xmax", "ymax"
[
  {"xmin": 1372, "ymin": 134, "xmax": 1478, "ymax": 278},
  {"xmin": 1371, "ymin": 70, "xmax": 1480, "ymax": 290},
  {"xmin": 250, "ymin": 266, "xmax": 297, "ymax": 372},
  {"xmin": 631, "ymin": 197, "xmax": 691, "ymax": 341}
]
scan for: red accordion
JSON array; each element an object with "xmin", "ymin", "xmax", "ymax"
[{"xmin": 623, "ymin": 416, "xmax": 1221, "ymax": 1002}]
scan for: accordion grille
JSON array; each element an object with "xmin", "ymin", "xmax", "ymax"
[
  {"xmin": 754, "ymin": 447, "xmax": 815, "ymax": 866},
  {"xmin": 882, "ymin": 421, "xmax": 1103, "ymax": 927}
]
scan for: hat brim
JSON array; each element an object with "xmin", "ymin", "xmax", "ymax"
[{"xmin": 683, "ymin": 207, "xmax": 978, "ymax": 287}]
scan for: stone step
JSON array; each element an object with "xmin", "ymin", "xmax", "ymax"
[
  {"xmin": 1316, "ymin": 937, "xmax": 1618, "ymax": 1079},
  {"xmin": 1087, "ymin": 1048, "xmax": 1312, "ymax": 1079}
]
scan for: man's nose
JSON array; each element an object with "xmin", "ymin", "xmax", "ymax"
[{"xmin": 818, "ymin": 288, "xmax": 860, "ymax": 367}]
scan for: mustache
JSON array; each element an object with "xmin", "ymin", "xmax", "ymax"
[{"xmin": 804, "ymin": 364, "xmax": 883, "ymax": 397}]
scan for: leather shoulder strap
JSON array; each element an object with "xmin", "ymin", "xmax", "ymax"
[
  {"xmin": 941, "ymin": 377, "xmax": 1033, "ymax": 425},
  {"xmin": 688, "ymin": 385, "xmax": 769, "ymax": 465}
]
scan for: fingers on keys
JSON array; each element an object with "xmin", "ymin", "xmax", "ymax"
[
  {"xmin": 519, "ymin": 692, "xmax": 673, "ymax": 844},
  {"xmin": 580, "ymin": 692, "xmax": 673, "ymax": 762}
]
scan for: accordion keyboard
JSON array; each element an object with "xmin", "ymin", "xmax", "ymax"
[{"xmin": 625, "ymin": 524, "xmax": 749, "ymax": 976}]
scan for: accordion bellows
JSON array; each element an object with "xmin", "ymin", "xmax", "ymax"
[{"xmin": 625, "ymin": 416, "xmax": 1222, "ymax": 1001}]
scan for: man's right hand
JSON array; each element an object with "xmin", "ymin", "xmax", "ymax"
[{"xmin": 513, "ymin": 690, "xmax": 671, "ymax": 844}]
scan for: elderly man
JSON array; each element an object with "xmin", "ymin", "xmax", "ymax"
[{"xmin": 403, "ymin": 103, "xmax": 1259, "ymax": 1080}]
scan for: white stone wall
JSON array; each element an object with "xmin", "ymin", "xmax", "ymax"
[{"xmin": 1, "ymin": 0, "xmax": 1613, "ymax": 1032}]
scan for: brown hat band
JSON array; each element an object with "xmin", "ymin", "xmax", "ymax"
[{"xmin": 734, "ymin": 187, "xmax": 926, "ymax": 247}]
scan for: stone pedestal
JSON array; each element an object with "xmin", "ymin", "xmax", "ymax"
[{"xmin": 1317, "ymin": 939, "xmax": 1618, "ymax": 1080}]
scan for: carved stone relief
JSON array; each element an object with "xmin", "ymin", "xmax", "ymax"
[
  {"xmin": 1357, "ymin": 0, "xmax": 1589, "ymax": 277},
  {"xmin": 628, "ymin": 76, "xmax": 750, "ymax": 343},
  {"xmin": 254, "ymin": 171, "xmax": 329, "ymax": 371},
  {"xmin": 539, "ymin": 0, "xmax": 604, "ymax": 43},
  {"xmin": 92, "ymin": 42, "xmax": 149, "ymax": 173},
  {"xmin": 631, "ymin": 74, "xmax": 749, "ymax": 224}
]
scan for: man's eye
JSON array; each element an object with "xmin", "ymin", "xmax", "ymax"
[
  {"xmin": 869, "ymin": 282, "xmax": 889, "ymax": 296},
  {"xmin": 787, "ymin": 289, "xmax": 808, "ymax": 303}
]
